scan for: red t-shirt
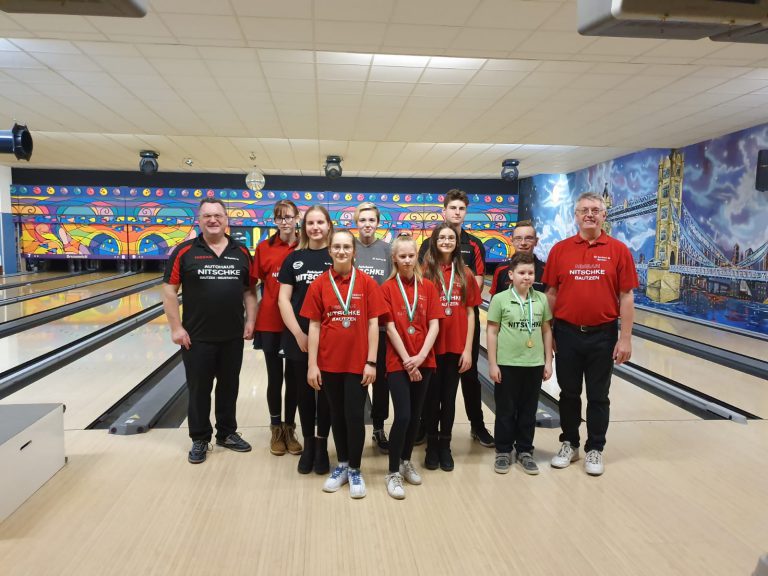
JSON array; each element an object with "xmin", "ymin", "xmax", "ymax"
[
  {"xmin": 541, "ymin": 232, "xmax": 638, "ymax": 326},
  {"xmin": 252, "ymin": 234, "xmax": 297, "ymax": 332},
  {"xmin": 300, "ymin": 268, "xmax": 387, "ymax": 374},
  {"xmin": 431, "ymin": 263, "xmax": 481, "ymax": 355},
  {"xmin": 381, "ymin": 275, "xmax": 444, "ymax": 373}
]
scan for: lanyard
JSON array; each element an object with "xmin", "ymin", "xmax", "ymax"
[
  {"xmin": 509, "ymin": 286, "xmax": 533, "ymax": 338},
  {"xmin": 438, "ymin": 262, "xmax": 455, "ymax": 307},
  {"xmin": 396, "ymin": 274, "xmax": 418, "ymax": 323},
  {"xmin": 328, "ymin": 268, "xmax": 356, "ymax": 315}
]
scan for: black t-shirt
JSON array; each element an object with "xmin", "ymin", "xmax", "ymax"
[
  {"xmin": 164, "ymin": 235, "xmax": 252, "ymax": 341},
  {"xmin": 277, "ymin": 248, "xmax": 333, "ymax": 359},
  {"xmin": 418, "ymin": 228, "xmax": 486, "ymax": 277}
]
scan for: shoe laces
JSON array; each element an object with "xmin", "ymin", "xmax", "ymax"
[
  {"xmin": 495, "ymin": 453, "xmax": 509, "ymax": 464},
  {"xmin": 192, "ymin": 440, "xmax": 210, "ymax": 452},
  {"xmin": 330, "ymin": 465, "xmax": 347, "ymax": 480},
  {"xmin": 586, "ymin": 450, "xmax": 602, "ymax": 464},
  {"xmin": 557, "ymin": 443, "xmax": 572, "ymax": 457},
  {"xmin": 401, "ymin": 460, "xmax": 416, "ymax": 475},
  {"xmin": 388, "ymin": 473, "xmax": 403, "ymax": 490},
  {"xmin": 349, "ymin": 469, "xmax": 362, "ymax": 485}
]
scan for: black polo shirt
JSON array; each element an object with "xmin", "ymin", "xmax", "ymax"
[
  {"xmin": 164, "ymin": 234, "xmax": 252, "ymax": 341},
  {"xmin": 418, "ymin": 228, "xmax": 486, "ymax": 277}
]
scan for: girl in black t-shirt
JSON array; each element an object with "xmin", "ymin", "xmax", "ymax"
[{"xmin": 278, "ymin": 205, "xmax": 334, "ymax": 475}]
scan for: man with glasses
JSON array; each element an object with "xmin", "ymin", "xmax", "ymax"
[
  {"xmin": 489, "ymin": 220, "xmax": 546, "ymax": 296},
  {"xmin": 353, "ymin": 202, "xmax": 393, "ymax": 453},
  {"xmin": 163, "ymin": 198, "xmax": 257, "ymax": 464},
  {"xmin": 542, "ymin": 192, "xmax": 637, "ymax": 476}
]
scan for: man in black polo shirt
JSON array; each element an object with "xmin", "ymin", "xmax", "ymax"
[
  {"xmin": 163, "ymin": 198, "xmax": 257, "ymax": 464},
  {"xmin": 489, "ymin": 220, "xmax": 546, "ymax": 296},
  {"xmin": 418, "ymin": 188, "xmax": 494, "ymax": 447}
]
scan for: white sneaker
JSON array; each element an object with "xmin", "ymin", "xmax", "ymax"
[
  {"xmin": 322, "ymin": 464, "xmax": 349, "ymax": 492},
  {"xmin": 385, "ymin": 472, "xmax": 406, "ymax": 500},
  {"xmin": 399, "ymin": 459, "xmax": 422, "ymax": 485},
  {"xmin": 584, "ymin": 450, "xmax": 604, "ymax": 476},
  {"xmin": 551, "ymin": 441, "xmax": 580, "ymax": 469},
  {"xmin": 349, "ymin": 468, "xmax": 367, "ymax": 499}
]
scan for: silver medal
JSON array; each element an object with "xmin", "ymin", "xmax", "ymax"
[
  {"xmin": 407, "ymin": 325, "xmax": 416, "ymax": 335},
  {"xmin": 445, "ymin": 308, "xmax": 452, "ymax": 316},
  {"xmin": 342, "ymin": 319, "xmax": 351, "ymax": 328}
]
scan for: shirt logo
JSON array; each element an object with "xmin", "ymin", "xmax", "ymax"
[
  {"xmin": 194, "ymin": 255, "xmax": 213, "ymax": 260},
  {"xmin": 595, "ymin": 255, "xmax": 611, "ymax": 262},
  {"xmin": 224, "ymin": 256, "xmax": 239, "ymax": 261},
  {"xmin": 293, "ymin": 260, "xmax": 304, "ymax": 270}
]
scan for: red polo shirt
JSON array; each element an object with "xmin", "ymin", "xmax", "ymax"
[
  {"xmin": 300, "ymin": 268, "xmax": 387, "ymax": 374},
  {"xmin": 381, "ymin": 276, "xmax": 444, "ymax": 373},
  {"xmin": 432, "ymin": 264, "xmax": 481, "ymax": 355},
  {"xmin": 252, "ymin": 234, "xmax": 297, "ymax": 332},
  {"xmin": 541, "ymin": 231, "xmax": 638, "ymax": 326}
]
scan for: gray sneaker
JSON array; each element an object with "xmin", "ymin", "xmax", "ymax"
[
  {"xmin": 551, "ymin": 441, "xmax": 580, "ymax": 469},
  {"xmin": 188, "ymin": 440, "xmax": 210, "ymax": 464},
  {"xmin": 516, "ymin": 452, "xmax": 540, "ymax": 475},
  {"xmin": 494, "ymin": 452, "xmax": 511, "ymax": 474}
]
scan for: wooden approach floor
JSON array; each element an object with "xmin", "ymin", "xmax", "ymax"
[{"xmin": 1, "ymin": 345, "xmax": 767, "ymax": 575}]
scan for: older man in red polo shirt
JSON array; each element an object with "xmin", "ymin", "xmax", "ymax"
[{"xmin": 542, "ymin": 192, "xmax": 637, "ymax": 476}]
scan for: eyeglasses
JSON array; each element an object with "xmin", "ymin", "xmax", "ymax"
[
  {"xmin": 576, "ymin": 208, "xmax": 604, "ymax": 216},
  {"xmin": 330, "ymin": 245, "xmax": 353, "ymax": 253},
  {"xmin": 275, "ymin": 215, "xmax": 295, "ymax": 223},
  {"xmin": 512, "ymin": 236, "xmax": 536, "ymax": 243}
]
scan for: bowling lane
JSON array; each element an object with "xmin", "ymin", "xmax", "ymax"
[
  {"xmin": 0, "ymin": 271, "xmax": 66, "ymax": 286},
  {"xmin": 630, "ymin": 337, "xmax": 768, "ymax": 418},
  {"xmin": 478, "ymin": 307, "xmax": 695, "ymax": 421},
  {"xmin": 634, "ymin": 308, "xmax": 767, "ymax": 362},
  {"xmin": 0, "ymin": 285, "xmax": 166, "ymax": 371},
  {"xmin": 0, "ymin": 271, "xmax": 116, "ymax": 301},
  {"xmin": 0, "ymin": 316, "xmax": 178, "ymax": 430},
  {"xmin": 0, "ymin": 272, "xmax": 161, "ymax": 324}
]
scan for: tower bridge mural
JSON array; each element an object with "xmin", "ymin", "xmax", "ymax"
[{"xmin": 530, "ymin": 122, "xmax": 768, "ymax": 335}]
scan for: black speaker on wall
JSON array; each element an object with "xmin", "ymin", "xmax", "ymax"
[{"xmin": 757, "ymin": 149, "xmax": 768, "ymax": 192}]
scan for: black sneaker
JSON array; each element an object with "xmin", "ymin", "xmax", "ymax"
[
  {"xmin": 439, "ymin": 448, "xmax": 454, "ymax": 472},
  {"xmin": 215, "ymin": 432, "xmax": 252, "ymax": 453},
  {"xmin": 314, "ymin": 439, "xmax": 330, "ymax": 475},
  {"xmin": 424, "ymin": 449, "xmax": 440, "ymax": 470},
  {"xmin": 297, "ymin": 437, "xmax": 315, "ymax": 474},
  {"xmin": 188, "ymin": 440, "xmax": 210, "ymax": 464},
  {"xmin": 372, "ymin": 429, "xmax": 390, "ymax": 454},
  {"xmin": 470, "ymin": 426, "xmax": 495, "ymax": 448}
]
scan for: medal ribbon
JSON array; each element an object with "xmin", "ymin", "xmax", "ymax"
[
  {"xmin": 396, "ymin": 274, "xmax": 418, "ymax": 324},
  {"xmin": 438, "ymin": 262, "xmax": 455, "ymax": 309},
  {"xmin": 328, "ymin": 268, "xmax": 356, "ymax": 316},
  {"xmin": 509, "ymin": 286, "xmax": 534, "ymax": 340}
]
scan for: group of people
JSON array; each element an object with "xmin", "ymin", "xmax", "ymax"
[{"xmin": 162, "ymin": 189, "xmax": 638, "ymax": 500}]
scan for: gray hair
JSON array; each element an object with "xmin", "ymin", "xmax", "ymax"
[{"xmin": 575, "ymin": 192, "xmax": 605, "ymax": 211}]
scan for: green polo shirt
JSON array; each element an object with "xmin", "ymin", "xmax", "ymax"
[{"xmin": 487, "ymin": 288, "xmax": 551, "ymax": 367}]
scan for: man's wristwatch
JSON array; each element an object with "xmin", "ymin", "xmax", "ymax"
[{"xmin": 365, "ymin": 360, "xmax": 376, "ymax": 368}]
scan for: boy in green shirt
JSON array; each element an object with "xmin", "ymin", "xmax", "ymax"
[{"xmin": 487, "ymin": 252, "xmax": 553, "ymax": 475}]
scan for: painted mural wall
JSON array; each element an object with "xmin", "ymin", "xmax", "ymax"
[
  {"xmin": 11, "ymin": 186, "xmax": 518, "ymax": 263},
  {"xmin": 530, "ymin": 123, "xmax": 768, "ymax": 335}
]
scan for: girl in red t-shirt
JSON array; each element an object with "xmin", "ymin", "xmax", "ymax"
[
  {"xmin": 421, "ymin": 223, "xmax": 481, "ymax": 472},
  {"xmin": 380, "ymin": 234, "xmax": 443, "ymax": 499},
  {"xmin": 301, "ymin": 230, "xmax": 386, "ymax": 499},
  {"xmin": 252, "ymin": 200, "xmax": 300, "ymax": 458}
]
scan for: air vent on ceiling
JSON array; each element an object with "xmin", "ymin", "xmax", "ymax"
[
  {"xmin": 0, "ymin": 0, "xmax": 147, "ymax": 17},
  {"xmin": 578, "ymin": 0, "xmax": 768, "ymax": 41}
]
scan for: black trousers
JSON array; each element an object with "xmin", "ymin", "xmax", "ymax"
[
  {"xmin": 182, "ymin": 338, "xmax": 243, "ymax": 442},
  {"xmin": 494, "ymin": 365, "xmax": 543, "ymax": 454},
  {"xmin": 387, "ymin": 369, "xmax": 432, "ymax": 473},
  {"xmin": 554, "ymin": 322, "xmax": 618, "ymax": 452},
  {"xmin": 286, "ymin": 355, "xmax": 331, "ymax": 439},
  {"xmin": 323, "ymin": 372, "xmax": 368, "ymax": 469},
  {"xmin": 459, "ymin": 309, "xmax": 485, "ymax": 428},
  {"xmin": 263, "ymin": 348, "xmax": 297, "ymax": 424},
  {"xmin": 369, "ymin": 332, "xmax": 389, "ymax": 429},
  {"xmin": 425, "ymin": 353, "xmax": 461, "ymax": 439}
]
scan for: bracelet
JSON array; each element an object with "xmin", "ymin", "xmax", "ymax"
[{"xmin": 366, "ymin": 360, "xmax": 376, "ymax": 368}]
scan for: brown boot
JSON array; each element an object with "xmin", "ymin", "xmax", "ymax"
[
  {"xmin": 282, "ymin": 423, "xmax": 303, "ymax": 455},
  {"xmin": 270, "ymin": 424, "xmax": 286, "ymax": 456}
]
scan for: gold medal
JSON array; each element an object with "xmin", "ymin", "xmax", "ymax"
[{"xmin": 526, "ymin": 339, "xmax": 534, "ymax": 348}]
